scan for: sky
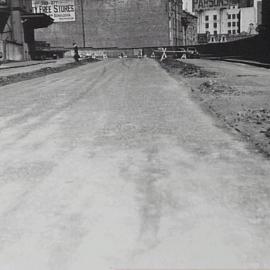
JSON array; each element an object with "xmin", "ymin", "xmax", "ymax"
[{"xmin": 183, "ymin": 0, "xmax": 193, "ymax": 12}]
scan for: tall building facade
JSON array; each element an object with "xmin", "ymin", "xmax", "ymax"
[
  {"xmin": 194, "ymin": 0, "xmax": 262, "ymax": 43},
  {"xmin": 0, "ymin": 0, "xmax": 53, "ymax": 61},
  {"xmin": 182, "ymin": 10, "xmax": 198, "ymax": 45},
  {"xmin": 33, "ymin": 0, "xmax": 187, "ymax": 48}
]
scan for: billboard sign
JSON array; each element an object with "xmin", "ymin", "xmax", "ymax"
[
  {"xmin": 193, "ymin": 0, "xmax": 239, "ymax": 11},
  {"xmin": 32, "ymin": 0, "xmax": 75, "ymax": 22}
]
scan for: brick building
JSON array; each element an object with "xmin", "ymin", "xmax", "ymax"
[
  {"xmin": 34, "ymin": 0, "xmax": 187, "ymax": 49},
  {"xmin": 182, "ymin": 10, "xmax": 198, "ymax": 45},
  {"xmin": 0, "ymin": 0, "xmax": 52, "ymax": 61}
]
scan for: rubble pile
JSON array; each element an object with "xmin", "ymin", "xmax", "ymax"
[
  {"xmin": 161, "ymin": 59, "xmax": 216, "ymax": 78},
  {"xmin": 0, "ymin": 58, "xmax": 98, "ymax": 87},
  {"xmin": 264, "ymin": 128, "xmax": 270, "ymax": 138},
  {"xmin": 199, "ymin": 80, "xmax": 239, "ymax": 95},
  {"xmin": 160, "ymin": 57, "xmax": 270, "ymax": 156},
  {"xmin": 181, "ymin": 63, "xmax": 215, "ymax": 78},
  {"xmin": 235, "ymin": 108, "xmax": 270, "ymax": 125},
  {"xmin": 234, "ymin": 108, "xmax": 270, "ymax": 139}
]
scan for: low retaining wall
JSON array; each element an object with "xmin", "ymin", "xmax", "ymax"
[{"xmin": 196, "ymin": 35, "xmax": 270, "ymax": 63}]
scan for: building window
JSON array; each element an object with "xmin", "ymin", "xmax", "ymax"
[
  {"xmin": 214, "ymin": 30, "xmax": 218, "ymax": 35},
  {"xmin": 213, "ymin": 22, "xmax": 217, "ymax": 28},
  {"xmin": 205, "ymin": 23, "xmax": 209, "ymax": 28},
  {"xmin": 228, "ymin": 30, "xmax": 231, "ymax": 34},
  {"xmin": 228, "ymin": 22, "xmax": 231, "ymax": 27},
  {"xmin": 205, "ymin": 15, "xmax": 209, "ymax": 21},
  {"xmin": 237, "ymin": 13, "xmax": 240, "ymax": 19},
  {"xmin": 232, "ymin": 14, "xmax": 236, "ymax": 19},
  {"xmin": 233, "ymin": 30, "xmax": 236, "ymax": 34},
  {"xmin": 213, "ymin": 15, "xmax": 217, "ymax": 20},
  {"xmin": 237, "ymin": 29, "xmax": 240, "ymax": 33},
  {"xmin": 232, "ymin": 22, "xmax": 236, "ymax": 27},
  {"xmin": 228, "ymin": 14, "xmax": 231, "ymax": 19}
]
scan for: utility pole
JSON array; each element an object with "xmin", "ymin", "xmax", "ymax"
[{"xmin": 80, "ymin": 0, "xmax": 86, "ymax": 48}]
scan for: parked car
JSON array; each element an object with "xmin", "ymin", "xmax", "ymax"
[
  {"xmin": 175, "ymin": 47, "xmax": 187, "ymax": 59},
  {"xmin": 186, "ymin": 47, "xmax": 200, "ymax": 58}
]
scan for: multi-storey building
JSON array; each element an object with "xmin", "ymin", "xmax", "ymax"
[
  {"xmin": 195, "ymin": 0, "xmax": 262, "ymax": 43},
  {"xmin": 168, "ymin": 0, "xmax": 183, "ymax": 46},
  {"xmin": 0, "ymin": 0, "xmax": 53, "ymax": 61},
  {"xmin": 33, "ymin": 0, "xmax": 192, "ymax": 49}
]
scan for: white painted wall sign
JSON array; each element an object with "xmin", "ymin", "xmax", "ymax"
[{"xmin": 32, "ymin": 0, "xmax": 76, "ymax": 22}]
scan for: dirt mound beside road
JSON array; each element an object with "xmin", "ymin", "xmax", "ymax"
[
  {"xmin": 161, "ymin": 59, "xmax": 216, "ymax": 78},
  {"xmin": 0, "ymin": 58, "xmax": 99, "ymax": 87},
  {"xmin": 199, "ymin": 80, "xmax": 240, "ymax": 95},
  {"xmin": 161, "ymin": 59, "xmax": 270, "ymax": 157}
]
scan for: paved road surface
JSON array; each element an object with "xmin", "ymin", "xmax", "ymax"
[{"xmin": 0, "ymin": 59, "xmax": 270, "ymax": 270}]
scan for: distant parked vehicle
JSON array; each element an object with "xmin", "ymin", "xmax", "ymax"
[
  {"xmin": 33, "ymin": 41, "xmax": 67, "ymax": 60},
  {"xmin": 175, "ymin": 47, "xmax": 187, "ymax": 59},
  {"xmin": 186, "ymin": 47, "xmax": 200, "ymax": 58},
  {"xmin": 154, "ymin": 47, "xmax": 188, "ymax": 61}
]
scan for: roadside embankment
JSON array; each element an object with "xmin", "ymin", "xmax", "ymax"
[
  {"xmin": 160, "ymin": 59, "xmax": 270, "ymax": 157},
  {"xmin": 0, "ymin": 57, "xmax": 98, "ymax": 87}
]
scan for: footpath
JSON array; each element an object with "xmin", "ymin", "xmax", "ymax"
[{"xmin": 0, "ymin": 57, "xmax": 96, "ymax": 87}]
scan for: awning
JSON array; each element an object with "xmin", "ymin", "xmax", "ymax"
[
  {"xmin": 0, "ymin": 9, "xmax": 9, "ymax": 33},
  {"xmin": 21, "ymin": 13, "xmax": 54, "ymax": 29}
]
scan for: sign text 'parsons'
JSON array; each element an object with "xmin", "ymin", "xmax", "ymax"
[
  {"xmin": 193, "ymin": 0, "xmax": 239, "ymax": 11},
  {"xmin": 32, "ymin": 0, "xmax": 76, "ymax": 22}
]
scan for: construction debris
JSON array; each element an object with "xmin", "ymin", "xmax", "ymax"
[
  {"xmin": 199, "ymin": 80, "xmax": 239, "ymax": 95},
  {"xmin": 160, "ymin": 58, "xmax": 270, "ymax": 156},
  {"xmin": 160, "ymin": 59, "xmax": 216, "ymax": 78},
  {"xmin": 235, "ymin": 108, "xmax": 270, "ymax": 125}
]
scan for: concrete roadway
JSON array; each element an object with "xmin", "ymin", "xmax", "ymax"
[{"xmin": 0, "ymin": 59, "xmax": 270, "ymax": 270}]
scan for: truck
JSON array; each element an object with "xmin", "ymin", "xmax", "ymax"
[{"xmin": 32, "ymin": 41, "xmax": 68, "ymax": 60}]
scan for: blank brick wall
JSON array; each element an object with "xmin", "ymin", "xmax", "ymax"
[{"xmin": 35, "ymin": 0, "xmax": 170, "ymax": 48}]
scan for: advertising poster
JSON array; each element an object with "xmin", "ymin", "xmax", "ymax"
[{"xmin": 32, "ymin": 0, "xmax": 76, "ymax": 22}]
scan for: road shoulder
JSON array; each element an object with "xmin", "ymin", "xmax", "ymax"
[
  {"xmin": 0, "ymin": 58, "xmax": 98, "ymax": 87},
  {"xmin": 160, "ymin": 59, "xmax": 270, "ymax": 157}
]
